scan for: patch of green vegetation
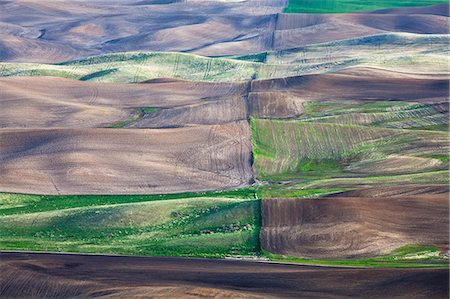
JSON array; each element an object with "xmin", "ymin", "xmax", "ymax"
[
  {"xmin": 284, "ymin": 0, "xmax": 448, "ymax": 14},
  {"xmin": 300, "ymin": 101, "xmax": 449, "ymax": 131},
  {"xmin": 0, "ymin": 195, "xmax": 261, "ymax": 258},
  {"xmin": 2, "ymin": 35, "xmax": 447, "ymax": 83},
  {"xmin": 0, "ymin": 188, "xmax": 257, "ymax": 216},
  {"xmin": 139, "ymin": 107, "xmax": 159, "ymax": 114},
  {"xmin": 226, "ymin": 52, "xmax": 268, "ymax": 63},
  {"xmin": 419, "ymin": 154, "xmax": 449, "ymax": 164},
  {"xmin": 408, "ymin": 123, "xmax": 450, "ymax": 131},
  {"xmin": 257, "ymin": 186, "xmax": 346, "ymax": 199},
  {"xmin": 79, "ymin": 68, "xmax": 118, "ymax": 81},
  {"xmin": 263, "ymin": 244, "xmax": 449, "ymax": 268},
  {"xmin": 251, "ymin": 115, "xmax": 449, "ymax": 188},
  {"xmin": 105, "ymin": 107, "xmax": 159, "ymax": 128}
]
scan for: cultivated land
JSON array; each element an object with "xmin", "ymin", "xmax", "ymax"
[
  {"xmin": 262, "ymin": 189, "xmax": 449, "ymax": 259},
  {"xmin": 0, "ymin": 77, "xmax": 247, "ymax": 128},
  {"xmin": 0, "ymin": 0, "xmax": 449, "ymax": 297},
  {"xmin": 0, "ymin": 124, "xmax": 253, "ymax": 195},
  {"xmin": 284, "ymin": 0, "xmax": 449, "ymax": 13},
  {"xmin": 0, "ymin": 191, "xmax": 260, "ymax": 257},
  {"xmin": 2, "ymin": 252, "xmax": 449, "ymax": 299},
  {"xmin": 0, "ymin": 34, "xmax": 448, "ymax": 82}
]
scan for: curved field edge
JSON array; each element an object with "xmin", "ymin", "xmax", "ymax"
[
  {"xmin": 250, "ymin": 118, "xmax": 449, "ymax": 182},
  {"xmin": 0, "ymin": 33, "xmax": 448, "ymax": 83},
  {"xmin": 262, "ymin": 248, "xmax": 449, "ymax": 268},
  {"xmin": 284, "ymin": 0, "xmax": 448, "ymax": 14},
  {"xmin": 0, "ymin": 191, "xmax": 261, "ymax": 258},
  {"xmin": 0, "ymin": 190, "xmax": 448, "ymax": 267}
]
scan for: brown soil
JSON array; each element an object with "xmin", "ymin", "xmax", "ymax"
[
  {"xmin": 248, "ymin": 67, "xmax": 449, "ymax": 119},
  {"xmin": 274, "ymin": 9, "xmax": 448, "ymax": 50},
  {"xmin": 1, "ymin": 252, "xmax": 448, "ymax": 298},
  {"xmin": 0, "ymin": 77, "xmax": 247, "ymax": 128},
  {"xmin": 261, "ymin": 190, "xmax": 449, "ymax": 258},
  {"xmin": 0, "ymin": 2, "xmax": 447, "ymax": 62},
  {"xmin": 252, "ymin": 68, "xmax": 449, "ymax": 102},
  {"xmin": 0, "ymin": 123, "xmax": 253, "ymax": 195}
]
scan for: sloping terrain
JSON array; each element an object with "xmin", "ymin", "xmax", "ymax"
[
  {"xmin": 275, "ymin": 7, "xmax": 449, "ymax": 49},
  {"xmin": 251, "ymin": 118, "xmax": 448, "ymax": 179},
  {"xmin": 251, "ymin": 68, "xmax": 449, "ymax": 104},
  {"xmin": 284, "ymin": 0, "xmax": 448, "ymax": 13},
  {"xmin": 1, "ymin": 252, "xmax": 448, "ymax": 299},
  {"xmin": 0, "ymin": 33, "xmax": 447, "ymax": 84},
  {"xmin": 0, "ymin": 1, "xmax": 449, "ymax": 297},
  {"xmin": 1, "ymin": 1, "xmax": 448, "ymax": 63},
  {"xmin": 0, "ymin": 76, "xmax": 247, "ymax": 128},
  {"xmin": 261, "ymin": 191, "xmax": 448, "ymax": 258},
  {"xmin": 0, "ymin": 124, "xmax": 253, "ymax": 194},
  {"xmin": 0, "ymin": 0, "xmax": 285, "ymax": 62},
  {"xmin": 250, "ymin": 66, "xmax": 448, "ymax": 260},
  {"xmin": 0, "ymin": 192, "xmax": 260, "ymax": 257}
]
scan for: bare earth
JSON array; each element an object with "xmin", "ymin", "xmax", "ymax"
[
  {"xmin": 251, "ymin": 68, "xmax": 449, "ymax": 104},
  {"xmin": 1, "ymin": 252, "xmax": 448, "ymax": 299},
  {"xmin": 261, "ymin": 187, "xmax": 449, "ymax": 258},
  {"xmin": 0, "ymin": 76, "xmax": 247, "ymax": 128},
  {"xmin": 0, "ymin": 1, "xmax": 447, "ymax": 62},
  {"xmin": 0, "ymin": 124, "xmax": 253, "ymax": 195},
  {"xmin": 0, "ymin": 0, "xmax": 449, "ymax": 297}
]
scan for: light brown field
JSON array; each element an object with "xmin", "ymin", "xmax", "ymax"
[
  {"xmin": 274, "ymin": 6, "xmax": 449, "ymax": 50},
  {"xmin": 0, "ymin": 123, "xmax": 253, "ymax": 195},
  {"xmin": 0, "ymin": 1, "xmax": 447, "ymax": 62},
  {"xmin": 0, "ymin": 1, "xmax": 448, "ymax": 296},
  {"xmin": 0, "ymin": 76, "xmax": 247, "ymax": 128}
]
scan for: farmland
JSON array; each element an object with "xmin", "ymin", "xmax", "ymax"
[
  {"xmin": 0, "ymin": 0, "xmax": 448, "ymax": 297},
  {"xmin": 0, "ymin": 33, "xmax": 448, "ymax": 83},
  {"xmin": 0, "ymin": 191, "xmax": 260, "ymax": 258},
  {"xmin": 251, "ymin": 119, "xmax": 448, "ymax": 181},
  {"xmin": 284, "ymin": 0, "xmax": 449, "ymax": 13}
]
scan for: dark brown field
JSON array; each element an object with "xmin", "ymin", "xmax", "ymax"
[
  {"xmin": 261, "ymin": 187, "xmax": 449, "ymax": 258},
  {"xmin": 248, "ymin": 67, "xmax": 449, "ymax": 118},
  {"xmin": 1, "ymin": 252, "xmax": 448, "ymax": 299},
  {"xmin": 251, "ymin": 68, "xmax": 449, "ymax": 103}
]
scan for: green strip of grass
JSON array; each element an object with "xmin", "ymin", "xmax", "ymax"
[
  {"xmin": 0, "ymin": 196, "xmax": 261, "ymax": 258},
  {"xmin": 250, "ymin": 116, "xmax": 449, "ymax": 186},
  {"xmin": 105, "ymin": 107, "xmax": 159, "ymax": 128},
  {"xmin": 284, "ymin": 0, "xmax": 448, "ymax": 14},
  {"xmin": 257, "ymin": 186, "xmax": 346, "ymax": 199},
  {"xmin": 263, "ymin": 244, "xmax": 449, "ymax": 268},
  {"xmin": 0, "ymin": 188, "xmax": 257, "ymax": 216}
]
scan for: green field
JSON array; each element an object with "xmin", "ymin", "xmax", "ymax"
[
  {"xmin": 0, "ymin": 52, "xmax": 266, "ymax": 83},
  {"xmin": 284, "ymin": 0, "xmax": 448, "ymax": 13},
  {"xmin": 250, "ymin": 100, "xmax": 449, "ymax": 190},
  {"xmin": 0, "ymin": 191, "xmax": 261, "ymax": 258},
  {"xmin": 0, "ymin": 34, "xmax": 447, "ymax": 83},
  {"xmin": 263, "ymin": 244, "xmax": 449, "ymax": 268},
  {"xmin": 1, "ymin": 190, "xmax": 447, "ymax": 267},
  {"xmin": 300, "ymin": 101, "xmax": 449, "ymax": 131}
]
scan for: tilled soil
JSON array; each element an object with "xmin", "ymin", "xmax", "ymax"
[
  {"xmin": 1, "ymin": 252, "xmax": 448, "ymax": 299},
  {"xmin": 261, "ymin": 191, "xmax": 449, "ymax": 258},
  {"xmin": 0, "ymin": 1, "xmax": 447, "ymax": 62},
  {"xmin": 0, "ymin": 123, "xmax": 253, "ymax": 195}
]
